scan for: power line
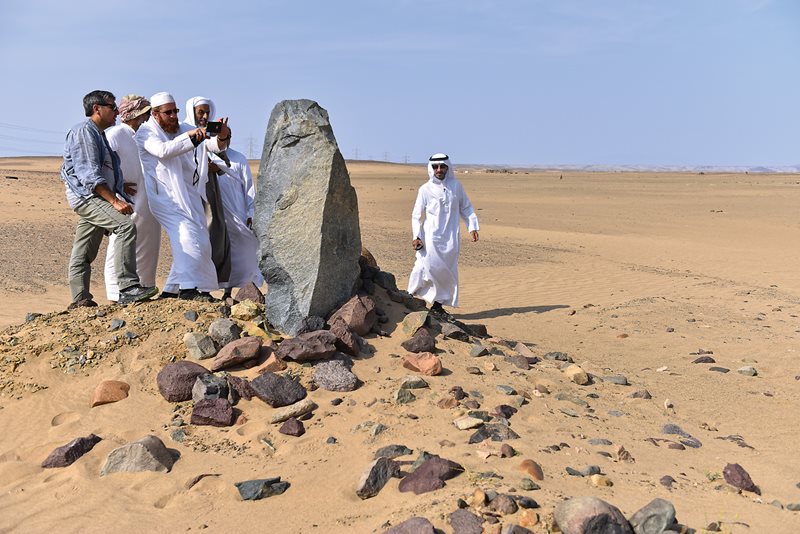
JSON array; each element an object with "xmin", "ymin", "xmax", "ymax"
[
  {"xmin": 0, "ymin": 122, "xmax": 65, "ymax": 135},
  {"xmin": 0, "ymin": 133, "xmax": 63, "ymax": 145}
]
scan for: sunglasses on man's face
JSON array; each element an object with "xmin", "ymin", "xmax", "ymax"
[
  {"xmin": 155, "ymin": 108, "xmax": 180, "ymax": 116},
  {"xmin": 432, "ymin": 164, "xmax": 448, "ymax": 170},
  {"xmin": 97, "ymin": 103, "xmax": 118, "ymax": 112}
]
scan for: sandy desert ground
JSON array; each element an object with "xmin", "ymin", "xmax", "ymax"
[{"xmin": 1, "ymin": 156, "xmax": 799, "ymax": 533}]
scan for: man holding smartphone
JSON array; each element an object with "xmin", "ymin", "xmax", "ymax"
[{"xmin": 135, "ymin": 92, "xmax": 230, "ymax": 301}]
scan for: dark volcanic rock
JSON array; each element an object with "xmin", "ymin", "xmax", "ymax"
[
  {"xmin": 401, "ymin": 328, "xmax": 437, "ymax": 353},
  {"xmin": 42, "ymin": 434, "xmax": 102, "ymax": 468},
  {"xmin": 226, "ymin": 374, "xmax": 255, "ymax": 401},
  {"xmin": 449, "ymin": 508, "xmax": 484, "ymax": 534},
  {"xmin": 554, "ymin": 496, "xmax": 633, "ymax": 534},
  {"xmin": 384, "ymin": 517, "xmax": 435, "ymax": 534},
  {"xmin": 374, "ymin": 444, "xmax": 413, "ymax": 460},
  {"xmin": 253, "ymin": 99, "xmax": 361, "ymax": 336},
  {"xmin": 250, "ymin": 372, "xmax": 307, "ymax": 407},
  {"xmin": 157, "ymin": 361, "xmax": 210, "ymax": 402},
  {"xmin": 629, "ymin": 498, "xmax": 676, "ymax": 534},
  {"xmin": 356, "ymin": 457, "xmax": 400, "ymax": 499},
  {"xmin": 276, "ymin": 330, "xmax": 337, "ymax": 362},
  {"xmin": 440, "ymin": 322, "xmax": 470, "ymax": 342},
  {"xmin": 692, "ymin": 356, "xmax": 716, "ymax": 364},
  {"xmin": 468, "ymin": 424, "xmax": 521, "ymax": 444},
  {"xmin": 723, "ymin": 463, "xmax": 761, "ymax": 494},
  {"xmin": 279, "ymin": 417, "xmax": 306, "ymax": 437},
  {"xmin": 235, "ymin": 477, "xmax": 290, "ymax": 500},
  {"xmin": 398, "ymin": 457, "xmax": 464, "ymax": 494},
  {"xmin": 191, "ymin": 398, "xmax": 234, "ymax": 427}
]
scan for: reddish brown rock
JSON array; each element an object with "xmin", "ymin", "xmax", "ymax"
[
  {"xmin": 384, "ymin": 517, "xmax": 435, "ymax": 534},
  {"xmin": 210, "ymin": 336, "xmax": 262, "ymax": 371},
  {"xmin": 91, "ymin": 380, "xmax": 130, "ymax": 407},
  {"xmin": 235, "ymin": 282, "xmax": 264, "ymax": 304},
  {"xmin": 449, "ymin": 508, "xmax": 484, "ymax": 534},
  {"xmin": 328, "ymin": 294, "xmax": 377, "ymax": 336},
  {"xmin": 329, "ymin": 318, "xmax": 360, "ymax": 356},
  {"xmin": 255, "ymin": 353, "xmax": 288, "ymax": 373},
  {"xmin": 401, "ymin": 352, "xmax": 443, "ymax": 376},
  {"xmin": 157, "ymin": 361, "xmax": 210, "ymax": 402},
  {"xmin": 518, "ymin": 459, "xmax": 544, "ymax": 481},
  {"xmin": 41, "ymin": 434, "xmax": 102, "ymax": 468},
  {"xmin": 226, "ymin": 374, "xmax": 255, "ymax": 401},
  {"xmin": 191, "ymin": 398, "xmax": 234, "ymax": 427},
  {"xmin": 723, "ymin": 463, "xmax": 761, "ymax": 495},
  {"xmin": 276, "ymin": 330, "xmax": 337, "ymax": 362},
  {"xmin": 398, "ymin": 457, "xmax": 463, "ymax": 494},
  {"xmin": 279, "ymin": 417, "xmax": 306, "ymax": 437}
]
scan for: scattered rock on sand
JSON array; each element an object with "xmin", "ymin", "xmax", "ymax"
[
  {"xmin": 276, "ymin": 330, "xmax": 337, "ymax": 362},
  {"xmin": 157, "ymin": 360, "xmax": 210, "ymax": 402},
  {"xmin": 279, "ymin": 417, "xmax": 305, "ymax": 437},
  {"xmin": 100, "ymin": 435, "xmax": 178, "ymax": 475},
  {"xmin": 628, "ymin": 498, "xmax": 676, "ymax": 533},
  {"xmin": 401, "ymin": 352, "xmax": 442, "ymax": 376},
  {"xmin": 250, "ymin": 372, "xmax": 307, "ymax": 407},
  {"xmin": 208, "ymin": 318, "xmax": 242, "ymax": 346},
  {"xmin": 518, "ymin": 459, "xmax": 544, "ymax": 480},
  {"xmin": 554, "ymin": 496, "xmax": 633, "ymax": 534},
  {"xmin": 398, "ymin": 457, "xmax": 464, "ymax": 494},
  {"xmin": 563, "ymin": 364, "xmax": 590, "ymax": 385},
  {"xmin": 328, "ymin": 294, "xmax": 377, "ymax": 336},
  {"xmin": 449, "ymin": 508, "xmax": 484, "ymax": 534},
  {"xmin": 737, "ymin": 366, "xmax": 757, "ymax": 377},
  {"xmin": 191, "ymin": 398, "xmax": 234, "ymax": 427},
  {"xmin": 42, "ymin": 434, "xmax": 102, "ymax": 468},
  {"xmin": 235, "ymin": 477, "xmax": 290, "ymax": 500},
  {"xmin": 90, "ymin": 380, "xmax": 130, "ymax": 407},
  {"xmin": 234, "ymin": 281, "xmax": 264, "ymax": 304},
  {"xmin": 356, "ymin": 457, "xmax": 400, "ymax": 499},
  {"xmin": 209, "ymin": 336, "xmax": 262, "ymax": 371},
  {"xmin": 384, "ymin": 517, "xmax": 435, "ymax": 534},
  {"xmin": 192, "ymin": 373, "xmax": 231, "ymax": 403},
  {"xmin": 184, "ymin": 332, "xmax": 218, "ymax": 360},
  {"xmin": 269, "ymin": 397, "xmax": 317, "ymax": 424},
  {"xmin": 723, "ymin": 463, "xmax": 761, "ymax": 494},
  {"xmin": 313, "ymin": 359, "xmax": 359, "ymax": 392},
  {"xmin": 401, "ymin": 328, "xmax": 436, "ymax": 353}
]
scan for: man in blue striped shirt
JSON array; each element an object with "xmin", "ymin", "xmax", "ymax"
[{"xmin": 61, "ymin": 90, "xmax": 158, "ymax": 308}]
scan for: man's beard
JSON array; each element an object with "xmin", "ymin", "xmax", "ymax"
[{"xmin": 162, "ymin": 121, "xmax": 179, "ymax": 134}]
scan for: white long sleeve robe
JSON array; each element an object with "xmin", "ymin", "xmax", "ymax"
[
  {"xmin": 213, "ymin": 148, "xmax": 264, "ymax": 289},
  {"xmin": 407, "ymin": 167, "xmax": 479, "ymax": 307},
  {"xmin": 136, "ymin": 118, "xmax": 223, "ymax": 292},
  {"xmin": 103, "ymin": 123, "xmax": 162, "ymax": 300}
]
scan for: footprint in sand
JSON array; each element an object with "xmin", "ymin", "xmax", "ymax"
[{"xmin": 50, "ymin": 411, "xmax": 81, "ymax": 426}]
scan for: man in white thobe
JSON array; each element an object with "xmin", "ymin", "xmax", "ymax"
[
  {"xmin": 135, "ymin": 92, "xmax": 231, "ymax": 301},
  {"xmin": 212, "ymin": 144, "xmax": 264, "ymax": 298},
  {"xmin": 183, "ymin": 96, "xmax": 231, "ymax": 287},
  {"xmin": 408, "ymin": 153, "xmax": 479, "ymax": 316},
  {"xmin": 103, "ymin": 94, "xmax": 161, "ymax": 302}
]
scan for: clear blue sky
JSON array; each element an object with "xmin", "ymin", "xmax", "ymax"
[{"xmin": 0, "ymin": 0, "xmax": 797, "ymax": 166}]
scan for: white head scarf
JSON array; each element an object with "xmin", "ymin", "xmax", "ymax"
[
  {"xmin": 150, "ymin": 92, "xmax": 175, "ymax": 108},
  {"xmin": 427, "ymin": 153, "xmax": 455, "ymax": 183},
  {"xmin": 184, "ymin": 96, "xmax": 216, "ymax": 127}
]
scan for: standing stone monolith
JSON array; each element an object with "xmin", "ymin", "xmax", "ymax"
[{"xmin": 254, "ymin": 99, "xmax": 361, "ymax": 335}]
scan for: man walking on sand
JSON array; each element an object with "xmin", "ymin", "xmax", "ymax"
[
  {"xmin": 61, "ymin": 90, "xmax": 158, "ymax": 308},
  {"xmin": 103, "ymin": 94, "xmax": 161, "ymax": 303},
  {"xmin": 408, "ymin": 153, "xmax": 479, "ymax": 318},
  {"xmin": 136, "ymin": 92, "xmax": 231, "ymax": 301}
]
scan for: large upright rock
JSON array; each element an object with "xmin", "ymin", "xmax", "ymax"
[{"xmin": 254, "ymin": 99, "xmax": 361, "ymax": 335}]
